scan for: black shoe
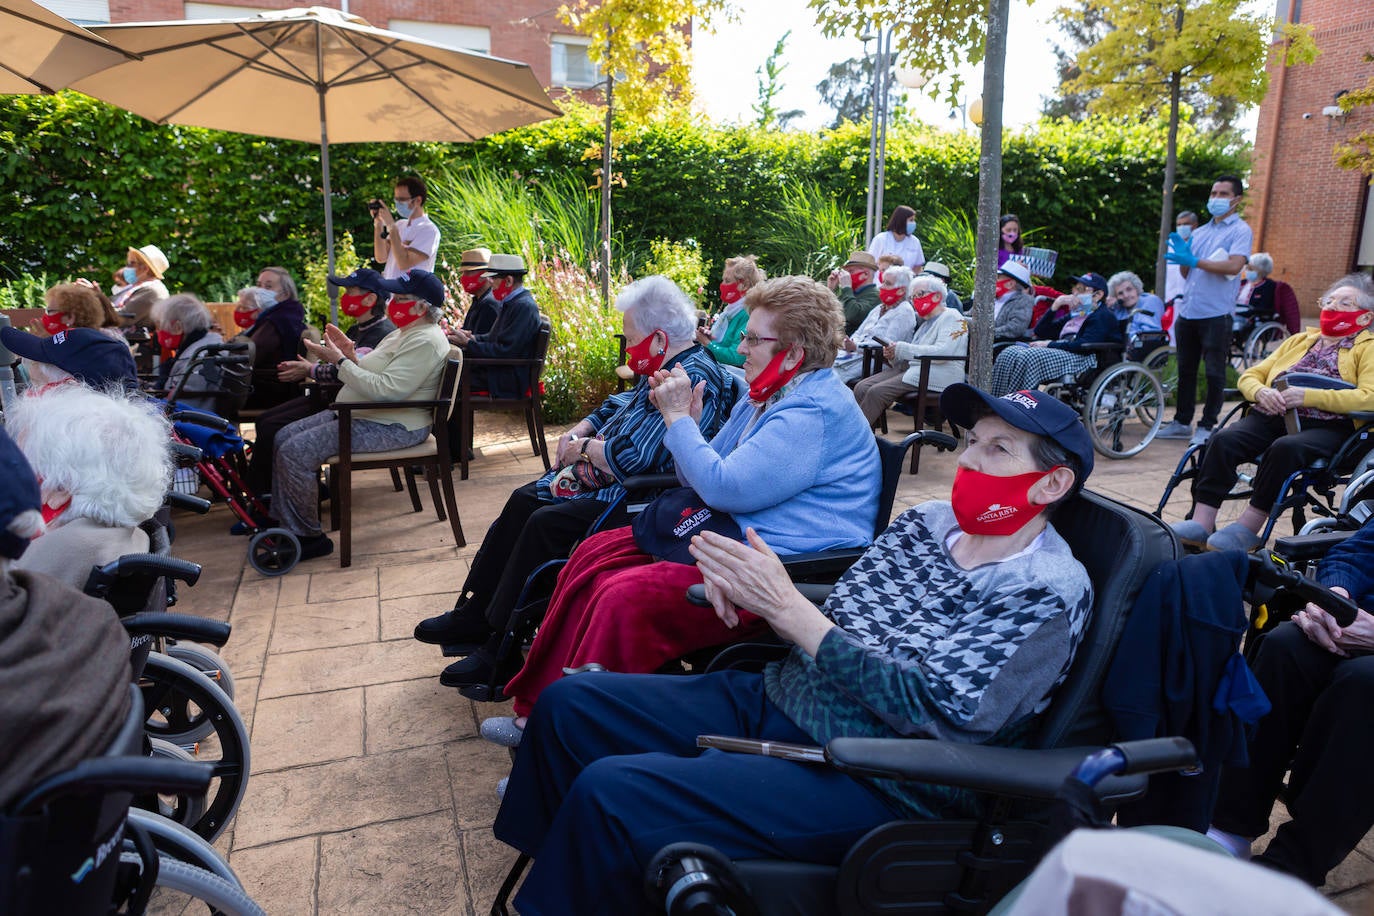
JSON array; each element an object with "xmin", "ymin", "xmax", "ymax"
[
  {"xmin": 297, "ymin": 533, "xmax": 334, "ymax": 560},
  {"xmin": 229, "ymin": 509, "xmax": 273, "ymax": 536},
  {"xmin": 439, "ymin": 649, "xmax": 520, "ymax": 689},
  {"xmin": 414, "ymin": 606, "xmax": 491, "ymax": 646}
]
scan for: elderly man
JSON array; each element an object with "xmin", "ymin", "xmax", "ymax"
[
  {"xmin": 491, "ymin": 384, "xmax": 1095, "ymax": 916},
  {"xmin": 453, "ymin": 247, "xmax": 501, "ymax": 336},
  {"xmin": 445, "ymin": 254, "xmax": 542, "ymax": 399},
  {"xmin": 828, "ymin": 251, "xmax": 881, "ymax": 336}
]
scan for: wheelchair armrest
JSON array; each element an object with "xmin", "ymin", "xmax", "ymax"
[
  {"xmin": 1350, "ymin": 412, "xmax": 1374, "ymax": 423},
  {"xmin": 122, "ymin": 612, "xmax": 231, "ymax": 646},
  {"xmin": 685, "ymin": 582, "xmax": 832, "ymax": 608},
  {"xmin": 1272, "ymin": 530, "xmax": 1356, "ymax": 563},
  {"xmin": 1071, "ymin": 341, "xmax": 1124, "ymax": 353},
  {"xmin": 620, "ymin": 473, "xmax": 681, "ymax": 493},
  {"xmin": 905, "ymin": 430, "xmax": 959, "ymax": 452},
  {"xmin": 12, "ymin": 757, "xmax": 213, "ymax": 816},
  {"xmin": 169, "ymin": 409, "xmax": 230, "ymax": 431},
  {"xmin": 824, "ymin": 739, "xmax": 1146, "ymax": 803},
  {"xmin": 1284, "ymin": 372, "xmax": 1356, "ymax": 391},
  {"xmin": 87, "ymin": 553, "xmax": 202, "ymax": 588},
  {"xmin": 462, "ymin": 356, "xmax": 541, "ymax": 368},
  {"xmin": 780, "ymin": 548, "xmax": 866, "ymax": 581}
]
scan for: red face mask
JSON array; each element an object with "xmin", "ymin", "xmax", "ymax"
[
  {"xmin": 459, "ymin": 273, "xmax": 487, "ymax": 295},
  {"xmin": 1319, "ymin": 308, "xmax": 1369, "ymax": 338},
  {"xmin": 157, "ymin": 330, "xmax": 182, "ymax": 352},
  {"xmin": 40, "ymin": 312, "xmax": 72, "ymax": 335},
  {"xmin": 995, "ymin": 278, "xmax": 1015, "ymax": 299},
  {"xmin": 387, "ymin": 298, "xmax": 423, "ymax": 328},
  {"xmin": 878, "ymin": 287, "xmax": 904, "ymax": 306},
  {"xmin": 624, "ymin": 330, "xmax": 667, "ymax": 376},
  {"xmin": 719, "ymin": 282, "xmax": 744, "ymax": 304},
  {"xmin": 41, "ymin": 499, "xmax": 69, "ymax": 526},
  {"xmin": 912, "ymin": 292, "xmax": 941, "ymax": 317},
  {"xmin": 233, "ymin": 308, "xmax": 258, "ymax": 329},
  {"xmin": 748, "ymin": 346, "xmax": 803, "ymax": 403},
  {"xmin": 950, "ymin": 466, "xmax": 1056, "ymax": 536},
  {"xmin": 847, "ymin": 270, "xmax": 870, "ymax": 289},
  {"xmin": 339, "ymin": 293, "xmax": 373, "ymax": 318},
  {"xmin": 492, "ymin": 278, "xmax": 515, "ymax": 302}
]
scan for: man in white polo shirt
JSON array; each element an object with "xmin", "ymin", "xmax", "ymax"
[{"xmin": 372, "ymin": 174, "xmax": 440, "ymax": 278}]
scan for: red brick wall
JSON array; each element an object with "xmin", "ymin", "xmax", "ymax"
[{"xmin": 1249, "ymin": 0, "xmax": 1374, "ymax": 317}]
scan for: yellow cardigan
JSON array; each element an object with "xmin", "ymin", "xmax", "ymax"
[{"xmin": 1237, "ymin": 328, "xmax": 1374, "ymax": 422}]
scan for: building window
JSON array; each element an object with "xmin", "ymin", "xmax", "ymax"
[
  {"xmin": 183, "ymin": 2, "xmax": 275, "ymax": 19},
  {"xmin": 387, "ymin": 21, "xmax": 491, "ymax": 55},
  {"xmin": 551, "ymin": 35, "xmax": 600, "ymax": 89},
  {"xmin": 40, "ymin": 0, "xmax": 110, "ymax": 24}
]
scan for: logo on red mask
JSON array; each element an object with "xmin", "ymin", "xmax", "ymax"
[
  {"xmin": 625, "ymin": 330, "xmax": 668, "ymax": 376},
  {"xmin": 40, "ymin": 312, "xmax": 73, "ymax": 336},
  {"xmin": 878, "ymin": 287, "xmax": 904, "ymax": 306}
]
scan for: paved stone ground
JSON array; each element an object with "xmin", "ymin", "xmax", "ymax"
[{"xmin": 152, "ymin": 413, "xmax": 1373, "ymax": 914}]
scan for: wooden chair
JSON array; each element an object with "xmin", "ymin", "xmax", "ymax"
[
  {"xmin": 456, "ymin": 316, "xmax": 552, "ymax": 480},
  {"xmin": 860, "ymin": 348, "xmax": 968, "ymax": 473},
  {"xmin": 326, "ymin": 355, "xmax": 466, "ymax": 568}
]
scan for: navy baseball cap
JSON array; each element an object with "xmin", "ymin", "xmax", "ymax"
[
  {"xmin": 1073, "ymin": 272, "xmax": 1109, "ymax": 294},
  {"xmin": 0, "ymin": 426, "xmax": 41, "ymax": 560},
  {"xmin": 374, "ymin": 269, "xmax": 446, "ymax": 309},
  {"xmin": 939, "ymin": 384, "xmax": 1094, "ymax": 489},
  {"xmin": 327, "ymin": 267, "xmax": 392, "ymax": 300},
  {"xmin": 1, "ymin": 327, "xmax": 137, "ymax": 391}
]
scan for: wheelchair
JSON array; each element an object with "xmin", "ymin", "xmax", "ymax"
[
  {"xmin": 489, "ymin": 490, "xmax": 1183, "ymax": 915},
  {"xmin": 0, "ymin": 685, "xmax": 265, "ymax": 915},
  {"xmin": 1036, "ymin": 338, "xmax": 1166, "ymax": 459},
  {"xmin": 1154, "ymin": 374, "xmax": 1374, "ymax": 544},
  {"xmin": 456, "ymin": 430, "xmax": 958, "ymax": 704},
  {"xmin": 1229, "ymin": 305, "xmax": 1289, "ymax": 373}
]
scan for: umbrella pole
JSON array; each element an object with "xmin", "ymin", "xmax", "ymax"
[{"xmin": 317, "ymin": 63, "xmax": 337, "ymax": 325}]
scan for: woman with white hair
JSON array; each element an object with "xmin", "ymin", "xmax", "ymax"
[
  {"xmin": 415, "ymin": 274, "xmax": 735, "ymax": 686},
  {"xmin": 1243, "ymin": 252, "xmax": 1302, "ymax": 335},
  {"xmin": 9, "ymin": 385, "xmax": 172, "ymax": 590},
  {"xmin": 833, "ymin": 264, "xmax": 918, "ymax": 384},
  {"xmin": 153, "ymin": 293, "xmax": 224, "ymax": 411}
]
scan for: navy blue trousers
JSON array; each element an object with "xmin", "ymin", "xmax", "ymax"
[{"xmin": 492, "ymin": 670, "xmax": 901, "ymax": 916}]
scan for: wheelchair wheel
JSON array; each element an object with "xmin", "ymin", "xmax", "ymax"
[
  {"xmin": 127, "ymin": 809, "xmax": 243, "ymax": 889},
  {"xmin": 1142, "ymin": 345, "xmax": 1178, "ymax": 407},
  {"xmin": 140, "ymin": 653, "xmax": 251, "ymax": 841},
  {"xmin": 247, "ymin": 527, "xmax": 300, "ymax": 577},
  {"xmin": 166, "ymin": 642, "xmax": 236, "ymax": 702},
  {"xmin": 147, "ymin": 738, "xmax": 207, "ymax": 831},
  {"xmin": 1243, "ymin": 321, "xmax": 1288, "ymax": 366},
  {"xmin": 119, "ymin": 851, "xmax": 266, "ymax": 916},
  {"xmin": 1084, "ymin": 362, "xmax": 1164, "ymax": 459}
]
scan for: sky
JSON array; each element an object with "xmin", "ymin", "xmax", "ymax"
[{"xmin": 691, "ymin": 0, "xmax": 1065, "ymax": 131}]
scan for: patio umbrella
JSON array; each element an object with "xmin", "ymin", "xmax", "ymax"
[
  {"xmin": 0, "ymin": 0, "xmax": 133, "ymax": 94},
  {"xmin": 72, "ymin": 5, "xmax": 561, "ymax": 316}
]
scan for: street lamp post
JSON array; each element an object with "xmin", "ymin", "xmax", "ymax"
[{"xmin": 864, "ymin": 29, "xmax": 931, "ymax": 245}]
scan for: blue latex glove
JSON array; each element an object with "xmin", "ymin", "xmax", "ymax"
[{"xmin": 1165, "ymin": 231, "xmax": 1198, "ymax": 268}]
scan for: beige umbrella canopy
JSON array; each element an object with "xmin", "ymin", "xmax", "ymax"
[
  {"xmin": 0, "ymin": 0, "xmax": 134, "ymax": 94},
  {"xmin": 72, "ymin": 5, "xmax": 561, "ymax": 309}
]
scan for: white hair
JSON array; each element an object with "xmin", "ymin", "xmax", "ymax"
[
  {"xmin": 239, "ymin": 287, "xmax": 277, "ymax": 310},
  {"xmin": 153, "ymin": 293, "xmax": 213, "ymax": 334},
  {"xmin": 1249, "ymin": 252, "xmax": 1274, "ymax": 275},
  {"xmin": 882, "ymin": 266, "xmax": 914, "ymax": 290},
  {"xmin": 615, "ymin": 275, "xmax": 698, "ymax": 343},
  {"xmin": 8, "ymin": 385, "xmax": 173, "ymax": 528},
  {"xmin": 1107, "ymin": 271, "xmax": 1145, "ymax": 297},
  {"xmin": 910, "ymin": 273, "xmax": 948, "ymax": 302}
]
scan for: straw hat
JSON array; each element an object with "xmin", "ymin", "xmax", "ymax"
[
  {"xmin": 128, "ymin": 244, "xmax": 169, "ymax": 279},
  {"xmin": 459, "ymin": 248, "xmax": 492, "ymax": 270}
]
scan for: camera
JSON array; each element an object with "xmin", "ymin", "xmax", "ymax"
[
  {"xmin": 1302, "ymin": 112, "xmax": 1313, "ymax": 120},
  {"xmin": 367, "ymin": 199, "xmax": 383, "ymax": 214}
]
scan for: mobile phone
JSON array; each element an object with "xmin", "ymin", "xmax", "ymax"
[
  {"xmin": 872, "ymin": 336, "xmax": 891, "ymax": 347},
  {"xmin": 697, "ymin": 315, "xmax": 708, "ymax": 328},
  {"xmin": 696, "ymin": 734, "xmax": 827, "ymax": 764}
]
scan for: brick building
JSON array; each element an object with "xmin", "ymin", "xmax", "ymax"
[
  {"xmin": 46, "ymin": 0, "xmax": 607, "ymax": 100},
  {"xmin": 1249, "ymin": 0, "xmax": 1374, "ymax": 316}
]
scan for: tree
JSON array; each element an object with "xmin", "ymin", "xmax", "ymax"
[
  {"xmin": 1335, "ymin": 56, "xmax": 1374, "ymax": 181},
  {"xmin": 1058, "ymin": 0, "xmax": 1316, "ymax": 295},
  {"xmin": 810, "ymin": 0, "xmax": 1012, "ymax": 387},
  {"xmin": 816, "ymin": 56, "xmax": 888, "ymax": 129},
  {"xmin": 754, "ymin": 31, "xmax": 806, "ymax": 129}
]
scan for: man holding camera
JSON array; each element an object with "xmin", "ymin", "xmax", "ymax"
[{"xmin": 372, "ymin": 175, "xmax": 440, "ymax": 279}]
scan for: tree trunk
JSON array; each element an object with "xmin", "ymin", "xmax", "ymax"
[
  {"xmin": 970, "ymin": 0, "xmax": 1010, "ymax": 390},
  {"xmin": 600, "ymin": 34, "xmax": 614, "ymax": 307},
  {"xmin": 1156, "ymin": 78, "xmax": 1182, "ymax": 298}
]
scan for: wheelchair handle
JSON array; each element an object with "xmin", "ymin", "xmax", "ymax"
[
  {"xmin": 1248, "ymin": 551, "xmax": 1360, "ymax": 627},
  {"xmin": 902, "ymin": 430, "xmax": 958, "ymax": 452},
  {"xmin": 169, "ymin": 409, "xmax": 230, "ymax": 430},
  {"xmin": 90, "ymin": 553, "xmax": 202, "ymax": 586},
  {"xmin": 164, "ymin": 491, "xmax": 212, "ymax": 514},
  {"xmin": 122, "ymin": 612, "xmax": 230, "ymax": 646},
  {"xmin": 12, "ymin": 757, "xmax": 212, "ymax": 816},
  {"xmin": 169, "ymin": 440, "xmax": 203, "ymax": 463},
  {"xmin": 1070, "ymin": 737, "xmax": 1199, "ymax": 791}
]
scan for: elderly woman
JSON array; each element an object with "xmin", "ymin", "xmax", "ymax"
[
  {"xmin": 237, "ymin": 266, "xmax": 307, "ymax": 410},
  {"xmin": 152, "ymin": 294, "xmax": 224, "ymax": 412},
  {"xmin": 37, "ymin": 281, "xmax": 123, "ymax": 339},
  {"xmin": 266, "ymin": 269, "xmax": 450, "ymax": 562},
  {"xmin": 0, "ymin": 426, "xmax": 132, "ymax": 812},
  {"xmin": 852, "ymin": 273, "xmax": 969, "ymax": 425},
  {"xmin": 110, "ymin": 243, "xmax": 169, "ymax": 323},
  {"xmin": 1173, "ymin": 274, "xmax": 1374, "ymax": 551},
  {"xmin": 415, "ymin": 275, "xmax": 733, "ymax": 663},
  {"xmin": 833, "ymin": 265, "xmax": 918, "ymax": 384},
  {"xmin": 1243, "ymin": 253, "xmax": 1302, "ymax": 336},
  {"xmin": 1108, "ymin": 270, "xmax": 1165, "ymax": 338},
  {"xmin": 990, "ymin": 272, "xmax": 1120, "ymax": 396},
  {"xmin": 8, "ymin": 385, "xmax": 171, "ymax": 589},
  {"xmin": 491, "ymin": 385, "xmax": 1094, "ymax": 914},
  {"xmin": 696, "ymin": 255, "xmax": 766, "ymax": 373},
  {"xmin": 480, "ymin": 276, "xmax": 882, "ymax": 739}
]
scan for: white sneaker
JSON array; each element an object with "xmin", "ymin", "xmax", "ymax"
[
  {"xmin": 1189, "ymin": 427, "xmax": 1212, "ymax": 447},
  {"xmin": 1156, "ymin": 420, "xmax": 1193, "ymax": 439}
]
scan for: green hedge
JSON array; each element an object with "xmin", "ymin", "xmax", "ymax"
[{"xmin": 0, "ymin": 93, "xmax": 1246, "ymax": 298}]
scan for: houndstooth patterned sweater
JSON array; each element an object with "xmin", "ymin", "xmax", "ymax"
[{"xmin": 765, "ymin": 501, "xmax": 1092, "ymax": 818}]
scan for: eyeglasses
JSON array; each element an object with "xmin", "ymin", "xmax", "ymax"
[
  {"xmin": 739, "ymin": 332, "xmax": 780, "ymax": 348},
  {"xmin": 393, "ymin": 197, "xmax": 413, "ymax": 205},
  {"xmin": 1319, "ymin": 296, "xmax": 1364, "ymax": 311}
]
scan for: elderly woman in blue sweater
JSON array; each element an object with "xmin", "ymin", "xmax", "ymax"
[{"xmin": 490, "ymin": 275, "xmax": 881, "ymax": 729}]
